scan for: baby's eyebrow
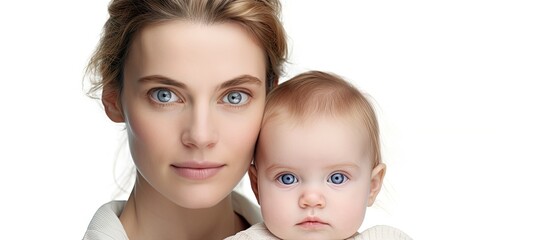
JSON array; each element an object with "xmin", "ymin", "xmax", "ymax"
[
  {"xmin": 264, "ymin": 164, "xmax": 293, "ymax": 174},
  {"xmin": 264, "ymin": 162, "xmax": 361, "ymax": 173},
  {"xmin": 325, "ymin": 163, "xmax": 361, "ymax": 171}
]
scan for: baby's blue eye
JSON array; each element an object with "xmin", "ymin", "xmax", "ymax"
[
  {"xmin": 222, "ymin": 91, "xmax": 250, "ymax": 106},
  {"xmin": 277, "ymin": 173, "xmax": 298, "ymax": 185},
  {"xmin": 328, "ymin": 173, "xmax": 347, "ymax": 184},
  {"xmin": 151, "ymin": 89, "xmax": 179, "ymax": 103}
]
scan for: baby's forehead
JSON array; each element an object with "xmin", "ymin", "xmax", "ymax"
[
  {"xmin": 262, "ymin": 111, "xmax": 370, "ymax": 135},
  {"xmin": 256, "ymin": 114, "xmax": 374, "ymax": 163}
]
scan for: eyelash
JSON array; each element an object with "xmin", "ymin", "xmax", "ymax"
[
  {"xmin": 327, "ymin": 172, "xmax": 350, "ymax": 185},
  {"xmin": 219, "ymin": 89, "xmax": 253, "ymax": 109},
  {"xmin": 273, "ymin": 171, "xmax": 351, "ymax": 186},
  {"xmin": 147, "ymin": 88, "xmax": 184, "ymax": 108},
  {"xmin": 146, "ymin": 87, "xmax": 254, "ymax": 109},
  {"xmin": 275, "ymin": 172, "xmax": 299, "ymax": 186}
]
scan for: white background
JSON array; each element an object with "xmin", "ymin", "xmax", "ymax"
[{"xmin": 1, "ymin": 0, "xmax": 548, "ymax": 239}]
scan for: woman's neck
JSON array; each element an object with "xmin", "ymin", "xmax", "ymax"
[{"xmin": 119, "ymin": 175, "xmax": 247, "ymax": 240}]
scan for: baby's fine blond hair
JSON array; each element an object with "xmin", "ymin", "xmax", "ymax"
[{"xmin": 260, "ymin": 71, "xmax": 381, "ymax": 166}]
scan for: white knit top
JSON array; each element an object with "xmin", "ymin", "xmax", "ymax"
[
  {"xmin": 225, "ymin": 222, "xmax": 412, "ymax": 240},
  {"xmin": 83, "ymin": 192, "xmax": 262, "ymax": 240}
]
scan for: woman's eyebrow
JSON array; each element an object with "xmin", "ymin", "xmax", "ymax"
[
  {"xmin": 219, "ymin": 75, "xmax": 262, "ymax": 89},
  {"xmin": 138, "ymin": 75, "xmax": 187, "ymax": 89},
  {"xmin": 136, "ymin": 74, "xmax": 262, "ymax": 89}
]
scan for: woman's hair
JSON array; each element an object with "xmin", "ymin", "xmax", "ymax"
[
  {"xmin": 86, "ymin": 0, "xmax": 287, "ymax": 98},
  {"xmin": 261, "ymin": 71, "xmax": 382, "ymax": 166}
]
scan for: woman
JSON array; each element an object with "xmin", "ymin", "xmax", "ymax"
[{"xmin": 83, "ymin": 0, "xmax": 287, "ymax": 239}]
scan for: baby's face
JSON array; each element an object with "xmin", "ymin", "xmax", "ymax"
[{"xmin": 254, "ymin": 116, "xmax": 375, "ymax": 239}]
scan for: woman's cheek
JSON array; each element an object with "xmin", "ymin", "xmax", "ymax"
[{"xmin": 224, "ymin": 106, "xmax": 264, "ymax": 154}]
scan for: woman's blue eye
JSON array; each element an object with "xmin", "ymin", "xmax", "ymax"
[
  {"xmin": 151, "ymin": 89, "xmax": 179, "ymax": 103},
  {"xmin": 328, "ymin": 173, "xmax": 348, "ymax": 184},
  {"xmin": 277, "ymin": 173, "xmax": 298, "ymax": 185},
  {"xmin": 222, "ymin": 91, "xmax": 250, "ymax": 106}
]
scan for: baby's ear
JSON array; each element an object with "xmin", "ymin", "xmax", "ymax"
[
  {"xmin": 248, "ymin": 164, "xmax": 260, "ymax": 204},
  {"xmin": 368, "ymin": 163, "xmax": 386, "ymax": 206},
  {"xmin": 101, "ymin": 86, "xmax": 125, "ymax": 123}
]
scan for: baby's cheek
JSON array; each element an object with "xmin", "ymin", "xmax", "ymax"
[
  {"xmin": 335, "ymin": 196, "xmax": 368, "ymax": 236},
  {"xmin": 259, "ymin": 183, "xmax": 291, "ymax": 224}
]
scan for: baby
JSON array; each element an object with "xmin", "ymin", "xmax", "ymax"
[{"xmin": 227, "ymin": 71, "xmax": 412, "ymax": 240}]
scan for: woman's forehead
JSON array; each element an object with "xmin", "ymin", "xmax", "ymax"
[{"xmin": 124, "ymin": 20, "xmax": 267, "ymax": 86}]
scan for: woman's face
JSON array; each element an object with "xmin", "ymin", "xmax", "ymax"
[{"xmin": 113, "ymin": 20, "xmax": 267, "ymax": 208}]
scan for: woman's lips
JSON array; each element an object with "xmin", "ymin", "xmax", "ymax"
[{"xmin": 171, "ymin": 161, "xmax": 224, "ymax": 180}]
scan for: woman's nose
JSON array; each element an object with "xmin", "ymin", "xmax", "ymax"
[
  {"xmin": 298, "ymin": 189, "xmax": 326, "ymax": 209},
  {"xmin": 181, "ymin": 103, "xmax": 218, "ymax": 149}
]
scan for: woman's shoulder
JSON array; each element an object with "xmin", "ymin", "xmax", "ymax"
[
  {"xmin": 231, "ymin": 191, "xmax": 262, "ymax": 225},
  {"xmin": 82, "ymin": 192, "xmax": 256, "ymax": 240},
  {"xmin": 348, "ymin": 225, "xmax": 413, "ymax": 240},
  {"xmin": 82, "ymin": 201, "xmax": 129, "ymax": 240}
]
